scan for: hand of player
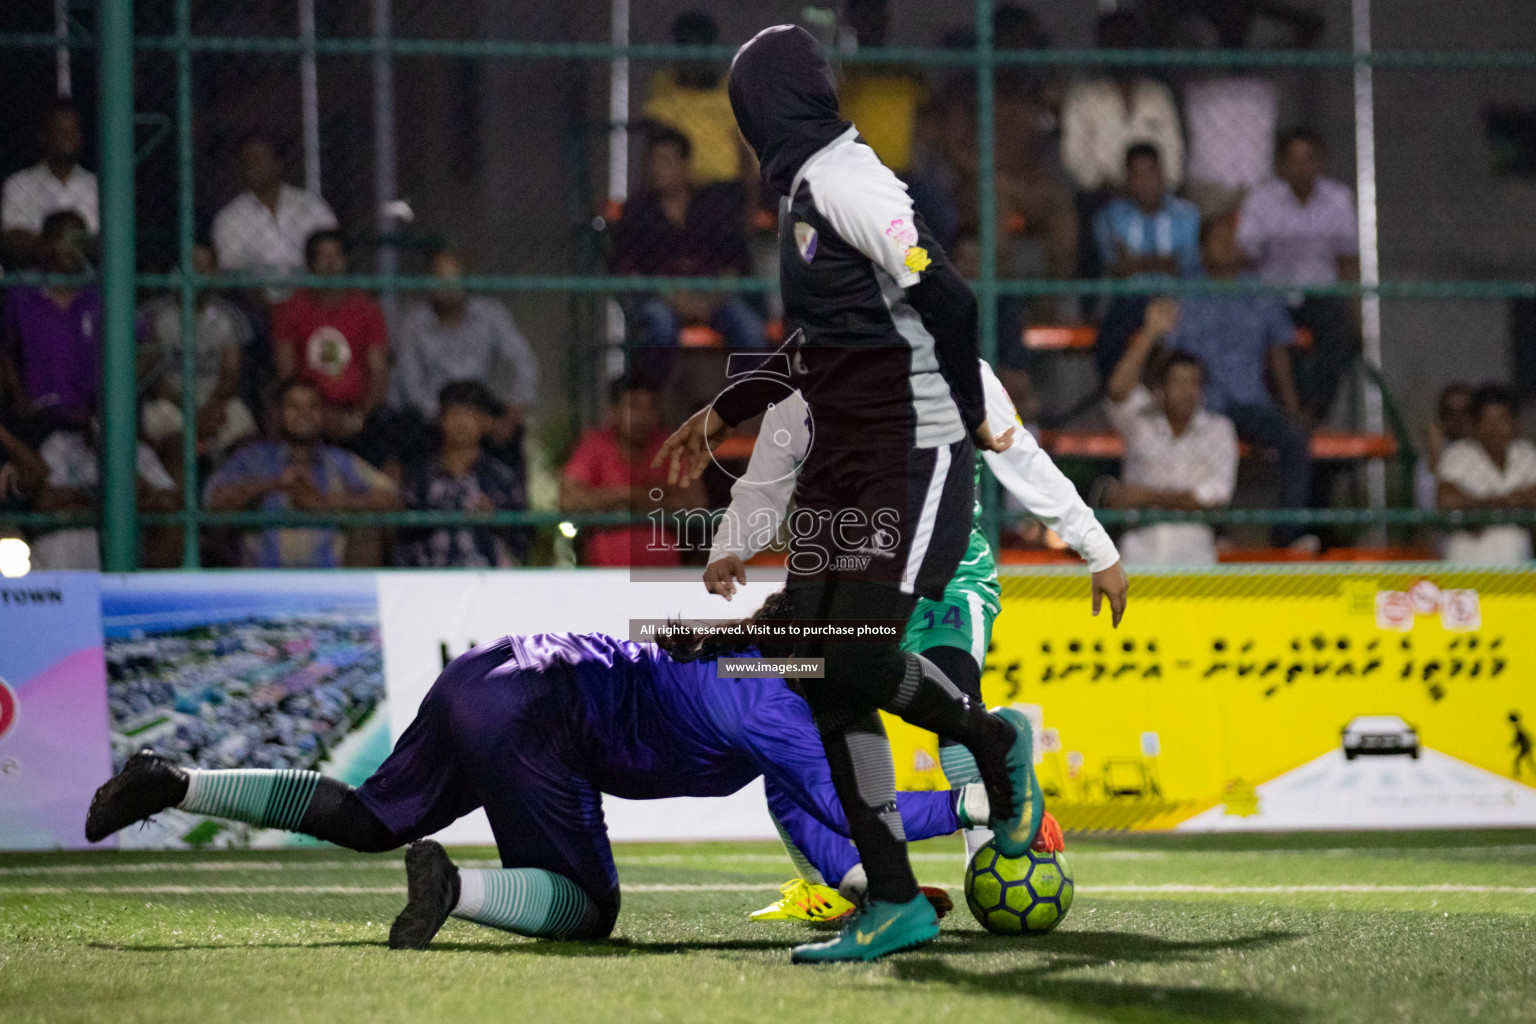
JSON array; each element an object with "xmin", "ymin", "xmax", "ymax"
[
  {"xmin": 1142, "ymin": 298, "xmax": 1180, "ymax": 338},
  {"xmin": 652, "ymin": 406, "xmax": 729, "ymax": 487},
  {"xmin": 975, "ymin": 421, "xmax": 1015, "ymax": 454},
  {"xmin": 1091, "ymin": 560, "xmax": 1128, "ymax": 628},
  {"xmin": 704, "ymin": 554, "xmax": 748, "ymax": 600}
]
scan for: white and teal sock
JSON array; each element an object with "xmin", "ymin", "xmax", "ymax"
[
  {"xmin": 771, "ymin": 812, "xmax": 827, "ymax": 886},
  {"xmin": 939, "ymin": 742, "xmax": 981, "ymax": 786},
  {"xmin": 452, "ymin": 868, "xmax": 597, "ymax": 940},
  {"xmin": 954, "ymin": 781, "xmax": 996, "ymax": 862},
  {"xmin": 178, "ymin": 769, "xmax": 322, "ymax": 831}
]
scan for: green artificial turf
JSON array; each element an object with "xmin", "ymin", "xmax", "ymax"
[{"xmin": 2, "ymin": 831, "xmax": 1535, "ymax": 1024}]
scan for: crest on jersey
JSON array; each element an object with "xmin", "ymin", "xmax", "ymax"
[{"xmin": 794, "ymin": 221, "xmax": 818, "ymax": 262}]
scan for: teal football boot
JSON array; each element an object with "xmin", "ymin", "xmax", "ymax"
[
  {"xmin": 988, "ymin": 706, "xmax": 1044, "ymax": 858},
  {"xmin": 790, "ymin": 894, "xmax": 939, "ymax": 964}
]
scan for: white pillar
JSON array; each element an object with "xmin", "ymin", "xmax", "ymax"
[
  {"xmin": 372, "ymin": 0, "xmax": 399, "ymax": 321},
  {"xmin": 1352, "ymin": 0, "xmax": 1386, "ymax": 519},
  {"xmin": 299, "ymin": 0, "xmax": 322, "ymax": 195},
  {"xmin": 55, "ymin": 0, "xmax": 72, "ymax": 97}
]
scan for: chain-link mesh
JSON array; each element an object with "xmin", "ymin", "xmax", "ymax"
[{"xmin": 1, "ymin": 0, "xmax": 1535, "ymax": 570}]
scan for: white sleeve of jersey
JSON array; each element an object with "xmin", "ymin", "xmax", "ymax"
[
  {"xmin": 801, "ymin": 143, "xmax": 930, "ymax": 288},
  {"xmin": 706, "ymin": 392, "xmax": 810, "ymax": 565},
  {"xmin": 978, "ymin": 362, "xmax": 1121, "ymax": 573}
]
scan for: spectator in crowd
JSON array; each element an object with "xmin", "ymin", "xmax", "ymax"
[
  {"xmin": 391, "ymin": 248, "xmax": 539, "ymax": 470},
  {"xmin": 272, "ymin": 230, "xmax": 391, "ymax": 462},
  {"xmin": 560, "ymin": 376, "xmax": 706, "ymax": 567},
  {"xmin": 211, "ymin": 133, "xmax": 338, "ymax": 300},
  {"xmin": 1062, "ymin": 11, "xmax": 1184, "ymax": 277},
  {"xmin": 1144, "ymin": 217, "xmax": 1314, "ymax": 546},
  {"xmin": 837, "ymin": 0, "xmax": 929, "ymax": 175},
  {"xmin": 0, "ymin": 210, "xmax": 101, "ymax": 428},
  {"xmin": 1092, "ymin": 143, "xmax": 1201, "ymax": 380},
  {"xmin": 138, "ymin": 242, "xmax": 258, "ymax": 461},
  {"xmin": 204, "ymin": 378, "xmax": 398, "ymax": 569},
  {"xmin": 1436, "ymin": 384, "xmax": 1536, "ymax": 565},
  {"xmin": 611, "ymin": 128, "xmax": 764, "ymax": 356},
  {"xmin": 642, "ymin": 12, "xmax": 734, "ymax": 183},
  {"xmin": 1183, "ymin": 75, "xmax": 1277, "ymax": 216},
  {"xmin": 30, "ymin": 418, "xmax": 178, "ymax": 570},
  {"xmin": 1102, "ymin": 316, "xmax": 1238, "ymax": 565},
  {"xmin": 2, "ymin": 99, "xmax": 98, "ymax": 267},
  {"xmin": 909, "ymin": 17, "xmax": 1075, "ymax": 310},
  {"xmin": 1238, "ymin": 127, "xmax": 1362, "ymax": 422},
  {"xmin": 396, "ymin": 381, "xmax": 531, "ymax": 568},
  {"xmin": 642, "ymin": 10, "xmax": 754, "ymax": 193},
  {"xmin": 0, "ymin": 416, "xmax": 46, "ymax": 512},
  {"xmin": 1415, "ymin": 382, "xmax": 1474, "ymax": 511}
]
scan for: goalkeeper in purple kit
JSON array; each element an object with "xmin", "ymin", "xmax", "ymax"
[{"xmin": 84, "ymin": 591, "xmax": 976, "ymax": 948}]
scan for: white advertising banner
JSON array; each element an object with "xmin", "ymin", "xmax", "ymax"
[{"xmin": 376, "ymin": 570, "xmax": 776, "ymax": 844}]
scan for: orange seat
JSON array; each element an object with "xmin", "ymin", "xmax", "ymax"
[
  {"xmin": 678, "ymin": 325, "xmax": 725, "ymax": 348},
  {"xmin": 1293, "ymin": 326, "xmax": 1314, "ymax": 349},
  {"xmin": 751, "ymin": 208, "xmax": 777, "ymax": 232},
  {"xmin": 745, "ymin": 549, "xmax": 788, "ymax": 567},
  {"xmin": 1023, "ymin": 325, "xmax": 1097, "ymax": 351},
  {"xmin": 765, "ymin": 318, "xmax": 785, "ymax": 343},
  {"xmin": 1040, "ymin": 430, "xmax": 1124, "ymax": 458},
  {"xmin": 1310, "ymin": 431, "xmax": 1397, "ymax": 459},
  {"xmin": 1320, "ymin": 547, "xmax": 1437, "ymax": 562},
  {"xmin": 601, "ymin": 199, "xmax": 624, "ymax": 224},
  {"xmin": 1042, "ymin": 429, "xmax": 1398, "ymax": 462},
  {"xmin": 1218, "ymin": 547, "xmax": 1320, "ymax": 563},
  {"xmin": 711, "ymin": 435, "xmax": 756, "ymax": 460},
  {"xmin": 998, "ymin": 548, "xmax": 1083, "ymax": 565}
]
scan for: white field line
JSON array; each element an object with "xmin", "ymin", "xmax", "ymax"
[
  {"xmin": 7, "ymin": 882, "xmax": 1536, "ymax": 897},
  {"xmin": 6, "ymin": 845, "xmax": 1533, "ymax": 877}
]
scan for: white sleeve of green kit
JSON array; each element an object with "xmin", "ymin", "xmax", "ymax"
[{"xmin": 706, "ymin": 392, "xmax": 810, "ymax": 565}]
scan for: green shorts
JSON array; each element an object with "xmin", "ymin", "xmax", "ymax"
[{"xmin": 900, "ymin": 585, "xmax": 997, "ymax": 666}]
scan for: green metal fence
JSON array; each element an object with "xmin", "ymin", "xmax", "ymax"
[{"xmin": 1, "ymin": 1, "xmax": 1534, "ymax": 570}]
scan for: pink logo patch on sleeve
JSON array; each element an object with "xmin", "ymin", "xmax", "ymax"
[{"xmin": 885, "ymin": 218, "xmax": 918, "ymax": 248}]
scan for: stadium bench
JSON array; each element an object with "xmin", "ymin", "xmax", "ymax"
[
  {"xmin": 1020, "ymin": 324, "xmax": 1315, "ymax": 352},
  {"xmin": 1039, "ymin": 429, "xmax": 1398, "ymax": 461}
]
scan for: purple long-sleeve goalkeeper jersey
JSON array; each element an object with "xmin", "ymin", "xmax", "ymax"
[{"xmin": 508, "ymin": 632, "xmax": 958, "ymax": 883}]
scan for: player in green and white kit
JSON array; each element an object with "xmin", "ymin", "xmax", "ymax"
[{"xmin": 705, "ymin": 359, "xmax": 1125, "ymax": 916}]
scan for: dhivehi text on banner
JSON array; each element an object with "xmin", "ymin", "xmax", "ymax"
[{"xmin": 886, "ymin": 564, "xmax": 1536, "ymax": 831}]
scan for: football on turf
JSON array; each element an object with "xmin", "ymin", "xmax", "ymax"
[{"xmin": 964, "ymin": 840, "xmax": 1074, "ymax": 934}]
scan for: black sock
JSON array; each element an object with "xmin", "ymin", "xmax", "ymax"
[
  {"xmin": 815, "ymin": 711, "xmax": 919, "ymax": 905},
  {"xmin": 296, "ymin": 778, "xmax": 401, "ymax": 853},
  {"xmin": 884, "ymin": 652, "xmax": 1012, "ymax": 759}
]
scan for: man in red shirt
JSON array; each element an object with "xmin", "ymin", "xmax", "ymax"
[
  {"xmin": 273, "ymin": 229, "xmax": 390, "ymax": 463},
  {"xmin": 560, "ymin": 377, "xmax": 706, "ymax": 566}
]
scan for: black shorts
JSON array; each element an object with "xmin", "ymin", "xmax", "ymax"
[{"xmin": 786, "ymin": 436, "xmax": 974, "ymax": 600}]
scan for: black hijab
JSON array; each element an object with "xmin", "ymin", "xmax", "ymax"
[{"xmin": 728, "ymin": 25, "xmax": 851, "ymax": 197}]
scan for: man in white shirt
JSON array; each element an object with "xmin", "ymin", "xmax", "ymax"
[
  {"xmin": 2, "ymin": 100, "xmax": 99, "ymax": 266},
  {"xmin": 1436, "ymin": 384, "xmax": 1536, "ymax": 565},
  {"xmin": 30, "ymin": 424, "xmax": 178, "ymax": 570},
  {"xmin": 1237, "ymin": 127, "xmax": 1361, "ymax": 421},
  {"xmin": 211, "ymin": 134, "xmax": 338, "ymax": 301},
  {"xmin": 1062, "ymin": 12, "xmax": 1184, "ymax": 191},
  {"xmin": 1101, "ymin": 299, "xmax": 1239, "ymax": 565}
]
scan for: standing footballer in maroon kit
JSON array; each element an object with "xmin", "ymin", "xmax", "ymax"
[{"xmin": 655, "ymin": 25, "xmax": 1045, "ymax": 963}]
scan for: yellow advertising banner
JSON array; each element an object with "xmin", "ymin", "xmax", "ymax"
[{"xmin": 886, "ymin": 564, "xmax": 1536, "ymax": 831}]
